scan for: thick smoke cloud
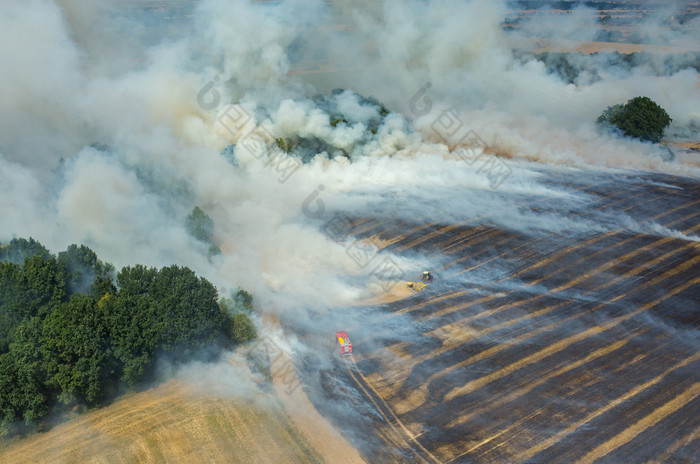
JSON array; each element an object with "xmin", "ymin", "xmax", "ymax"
[{"xmin": 0, "ymin": 0, "xmax": 698, "ymax": 395}]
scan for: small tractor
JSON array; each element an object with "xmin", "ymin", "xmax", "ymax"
[{"xmin": 407, "ymin": 271, "xmax": 433, "ymax": 291}]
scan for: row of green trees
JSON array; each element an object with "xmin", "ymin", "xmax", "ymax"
[{"xmin": 0, "ymin": 238, "xmax": 255, "ymax": 437}]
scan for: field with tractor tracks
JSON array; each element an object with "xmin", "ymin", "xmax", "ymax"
[
  {"xmin": 1, "ymin": 3, "xmax": 698, "ymax": 463},
  {"xmin": 3, "ymin": 170, "xmax": 697, "ymax": 464},
  {"xmin": 298, "ymin": 170, "xmax": 700, "ymax": 463}
]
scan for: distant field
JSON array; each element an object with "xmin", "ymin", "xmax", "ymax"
[{"xmin": 518, "ymin": 37, "xmax": 700, "ymax": 55}]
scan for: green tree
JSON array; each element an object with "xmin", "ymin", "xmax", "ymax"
[
  {"xmin": 230, "ymin": 313, "xmax": 256, "ymax": 344},
  {"xmin": 3, "ymin": 318, "xmax": 50, "ymax": 427},
  {"xmin": 148, "ymin": 265, "xmax": 223, "ymax": 353},
  {"xmin": 0, "ymin": 238, "xmax": 50, "ymax": 265},
  {"xmin": 186, "ymin": 206, "xmax": 215, "ymax": 243},
  {"xmin": 15, "ymin": 255, "xmax": 67, "ymax": 319},
  {"xmin": 108, "ymin": 264, "xmax": 225, "ymax": 384},
  {"xmin": 0, "ymin": 237, "xmax": 249, "ymax": 438},
  {"xmin": 89, "ymin": 275, "xmax": 117, "ymax": 301},
  {"xmin": 0, "ymin": 353, "xmax": 23, "ymax": 436},
  {"xmin": 596, "ymin": 104, "xmax": 623, "ymax": 127},
  {"xmin": 234, "ymin": 290, "xmax": 253, "ymax": 312},
  {"xmin": 107, "ymin": 265, "xmax": 159, "ymax": 385},
  {"xmin": 0, "ymin": 262, "xmax": 28, "ymax": 352},
  {"xmin": 276, "ymin": 137, "xmax": 293, "ymax": 152},
  {"xmin": 40, "ymin": 295, "xmax": 117, "ymax": 405},
  {"xmin": 104, "ymin": 293, "xmax": 158, "ymax": 386},
  {"xmin": 220, "ymin": 289, "xmax": 254, "ymax": 315},
  {"xmin": 597, "ymin": 96, "xmax": 672, "ymax": 143},
  {"xmin": 57, "ymin": 244, "xmax": 115, "ymax": 296}
]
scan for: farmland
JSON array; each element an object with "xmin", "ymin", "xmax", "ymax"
[
  {"xmin": 300, "ymin": 170, "xmax": 700, "ymax": 463},
  {"xmin": 0, "ymin": 379, "xmax": 323, "ymax": 464}
]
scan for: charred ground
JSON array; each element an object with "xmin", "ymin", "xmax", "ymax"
[{"xmin": 293, "ymin": 169, "xmax": 700, "ymax": 463}]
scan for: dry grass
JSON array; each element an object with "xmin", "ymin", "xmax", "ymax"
[
  {"xmin": 0, "ymin": 380, "xmax": 323, "ymax": 464},
  {"xmin": 521, "ymin": 37, "xmax": 700, "ymax": 55}
]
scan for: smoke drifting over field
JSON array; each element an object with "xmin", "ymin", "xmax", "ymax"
[{"xmin": 1, "ymin": 0, "xmax": 698, "ymax": 335}]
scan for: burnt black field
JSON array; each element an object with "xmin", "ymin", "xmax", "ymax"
[{"xmin": 293, "ymin": 169, "xmax": 700, "ymax": 463}]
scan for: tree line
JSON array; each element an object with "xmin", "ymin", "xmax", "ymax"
[{"xmin": 0, "ymin": 238, "xmax": 255, "ymax": 437}]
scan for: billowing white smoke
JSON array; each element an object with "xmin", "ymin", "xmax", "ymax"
[{"xmin": 0, "ymin": 0, "xmax": 698, "ymax": 323}]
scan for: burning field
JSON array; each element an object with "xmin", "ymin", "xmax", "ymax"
[
  {"xmin": 297, "ymin": 169, "xmax": 700, "ymax": 463},
  {"xmin": 1, "ymin": 0, "xmax": 699, "ymax": 463}
]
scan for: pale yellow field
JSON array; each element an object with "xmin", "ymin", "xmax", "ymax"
[{"xmin": 0, "ymin": 380, "xmax": 323, "ymax": 464}]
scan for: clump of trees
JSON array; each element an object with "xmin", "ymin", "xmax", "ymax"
[
  {"xmin": 219, "ymin": 289, "xmax": 257, "ymax": 344},
  {"xmin": 597, "ymin": 96, "xmax": 672, "ymax": 143},
  {"xmin": 0, "ymin": 238, "xmax": 255, "ymax": 438}
]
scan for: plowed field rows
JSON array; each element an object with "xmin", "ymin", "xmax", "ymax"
[{"xmin": 303, "ymin": 171, "xmax": 700, "ymax": 463}]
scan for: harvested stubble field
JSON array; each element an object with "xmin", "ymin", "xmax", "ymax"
[
  {"xmin": 0, "ymin": 380, "xmax": 323, "ymax": 464},
  {"xmin": 1, "ymin": 2, "xmax": 699, "ymax": 464},
  {"xmin": 302, "ymin": 170, "xmax": 700, "ymax": 463},
  {"xmin": 1, "ymin": 172, "xmax": 698, "ymax": 464}
]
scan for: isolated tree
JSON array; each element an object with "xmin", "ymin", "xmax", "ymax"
[
  {"xmin": 186, "ymin": 206, "xmax": 215, "ymax": 243},
  {"xmin": 597, "ymin": 96, "xmax": 672, "ymax": 143},
  {"xmin": 186, "ymin": 207, "xmax": 221, "ymax": 260}
]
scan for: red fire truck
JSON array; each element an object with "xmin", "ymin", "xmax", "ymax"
[{"xmin": 336, "ymin": 331, "xmax": 352, "ymax": 356}]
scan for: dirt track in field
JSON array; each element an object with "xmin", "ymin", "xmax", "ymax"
[
  {"xmin": 301, "ymin": 170, "xmax": 700, "ymax": 463},
  {"xmin": 264, "ymin": 315, "xmax": 366, "ymax": 464}
]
